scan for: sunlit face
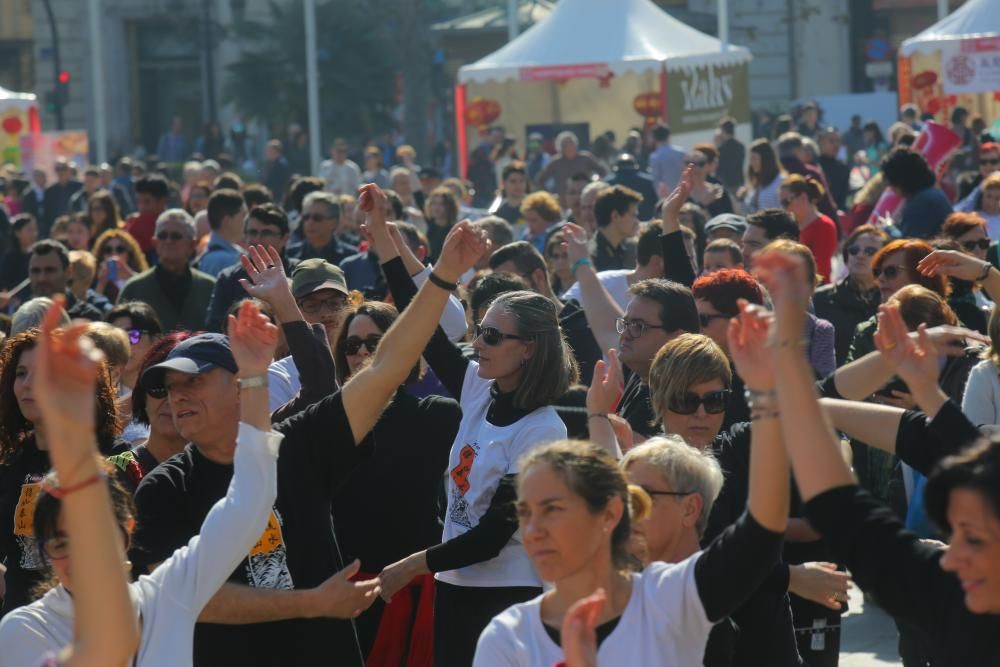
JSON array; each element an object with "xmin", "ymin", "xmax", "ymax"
[
  {"xmin": 546, "ymin": 242, "xmax": 570, "ymax": 280},
  {"xmin": 741, "ymin": 225, "xmax": 770, "ymax": 270},
  {"xmin": 244, "ymin": 219, "xmax": 288, "ymax": 253},
  {"xmin": 66, "ymin": 220, "xmax": 91, "ymax": 251},
  {"xmin": 845, "ymin": 233, "xmax": 883, "ymax": 278},
  {"xmin": 391, "ymin": 173, "xmax": 412, "ymax": 198},
  {"xmin": 15, "ymin": 220, "xmax": 38, "ymax": 249},
  {"xmin": 702, "ymin": 249, "xmax": 740, "ymax": 274},
  {"xmin": 957, "ymin": 225, "xmax": 990, "ymax": 261},
  {"xmin": 154, "ymin": 219, "xmax": 196, "ymax": 268},
  {"xmin": 780, "ymin": 187, "xmax": 809, "ymax": 220},
  {"xmin": 939, "ymin": 488, "xmax": 1000, "ymax": 614},
  {"xmin": 696, "ymin": 299, "xmax": 731, "ymax": 354},
  {"xmin": 982, "ymin": 186, "xmax": 1000, "ymax": 216},
  {"xmin": 612, "ymin": 203, "xmax": 640, "ymax": 239},
  {"xmin": 618, "ymin": 296, "xmax": 673, "ymax": 377},
  {"xmin": 565, "ymin": 180, "xmax": 585, "ymax": 213},
  {"xmin": 505, "ymin": 172, "xmax": 528, "ymax": 201},
  {"xmin": 524, "ymin": 209, "xmax": 550, "ymax": 236},
  {"xmin": 28, "ymin": 252, "xmax": 67, "ymax": 297},
  {"xmin": 109, "ymin": 317, "xmax": 152, "ymax": 378},
  {"xmin": 749, "ymin": 152, "xmax": 762, "ymax": 174},
  {"xmin": 187, "ymin": 187, "xmax": 210, "ymax": 213},
  {"xmin": 517, "ymin": 462, "xmax": 620, "ymax": 582},
  {"xmin": 302, "ymin": 202, "xmax": 338, "ymax": 249},
  {"xmin": 13, "ymin": 347, "xmax": 40, "ymax": 424},
  {"xmin": 298, "ymin": 288, "xmax": 348, "ymax": 341},
  {"xmin": 344, "ymin": 314, "xmax": 384, "ymax": 378},
  {"xmin": 874, "ymin": 250, "xmax": 914, "ymax": 303},
  {"xmin": 164, "ymin": 368, "xmax": 239, "ymax": 445},
  {"xmin": 979, "ymin": 150, "xmax": 1000, "ymax": 180},
  {"xmin": 626, "ymin": 460, "xmax": 693, "ymax": 565},
  {"xmin": 472, "ymin": 306, "xmax": 531, "ymax": 385},
  {"xmin": 579, "ymin": 190, "xmax": 600, "ymax": 235},
  {"xmin": 660, "ymin": 378, "xmax": 727, "ymax": 450}
]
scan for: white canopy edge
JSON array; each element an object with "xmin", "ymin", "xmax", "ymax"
[
  {"xmin": 0, "ymin": 86, "xmax": 37, "ymax": 109},
  {"xmin": 901, "ymin": 33, "xmax": 1000, "ymax": 56},
  {"xmin": 900, "ymin": 0, "xmax": 1000, "ymax": 56}
]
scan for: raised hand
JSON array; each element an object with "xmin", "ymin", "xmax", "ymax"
[
  {"xmin": 753, "ymin": 250, "xmax": 811, "ymax": 343},
  {"xmin": 561, "ymin": 588, "xmax": 606, "ymax": 667},
  {"xmin": 922, "ymin": 325, "xmax": 989, "ymax": 356},
  {"xmin": 661, "ymin": 167, "xmax": 693, "ymax": 233},
  {"xmin": 728, "ymin": 299, "xmax": 775, "ymax": 392},
  {"xmin": 434, "ymin": 220, "xmax": 489, "ymax": 282},
  {"xmin": 238, "ymin": 245, "xmax": 301, "ymax": 323},
  {"xmin": 587, "ymin": 349, "xmax": 624, "ymax": 415},
  {"xmin": 917, "ymin": 249, "xmax": 990, "ymax": 282},
  {"xmin": 33, "ymin": 296, "xmax": 104, "ymax": 437},
  {"xmin": 358, "ymin": 183, "xmax": 389, "ymax": 231},
  {"xmin": 561, "ymin": 222, "xmax": 591, "ymax": 267},
  {"xmin": 873, "ymin": 303, "xmax": 939, "ymax": 391},
  {"xmin": 227, "ymin": 299, "xmax": 279, "ymax": 378}
]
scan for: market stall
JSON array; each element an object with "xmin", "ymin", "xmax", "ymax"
[
  {"xmin": 455, "ymin": 0, "xmax": 751, "ymax": 176},
  {"xmin": 0, "ymin": 86, "xmax": 41, "ymax": 169}
]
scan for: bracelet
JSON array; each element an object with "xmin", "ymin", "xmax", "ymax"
[
  {"xmin": 979, "ymin": 261, "xmax": 993, "ymax": 282},
  {"xmin": 237, "ymin": 375, "xmax": 268, "ymax": 390},
  {"xmin": 744, "ymin": 388, "xmax": 778, "ymax": 412},
  {"xmin": 570, "ymin": 257, "xmax": 593, "ymax": 274},
  {"xmin": 40, "ymin": 470, "xmax": 107, "ymax": 500},
  {"xmin": 427, "ymin": 271, "xmax": 458, "ymax": 291},
  {"xmin": 588, "ymin": 412, "xmax": 612, "ymax": 422}
]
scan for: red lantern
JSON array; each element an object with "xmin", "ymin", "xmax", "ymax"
[
  {"xmin": 1, "ymin": 115, "xmax": 22, "ymax": 135},
  {"xmin": 993, "ymin": 91, "xmax": 1000, "ymax": 103},
  {"xmin": 912, "ymin": 70, "xmax": 938, "ymax": 89},
  {"xmin": 633, "ymin": 92, "xmax": 662, "ymax": 119},
  {"xmin": 927, "ymin": 97, "xmax": 943, "ymax": 114},
  {"xmin": 946, "ymin": 94, "xmax": 958, "ymax": 106},
  {"xmin": 464, "ymin": 97, "xmax": 502, "ymax": 134}
]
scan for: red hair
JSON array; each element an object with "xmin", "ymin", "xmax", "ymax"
[
  {"xmin": 692, "ymin": 269, "xmax": 765, "ymax": 316},
  {"xmin": 872, "ymin": 238, "xmax": 948, "ymax": 298}
]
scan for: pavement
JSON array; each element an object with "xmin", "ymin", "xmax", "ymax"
[{"xmin": 838, "ymin": 586, "xmax": 902, "ymax": 666}]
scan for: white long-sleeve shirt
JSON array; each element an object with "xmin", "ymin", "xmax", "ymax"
[
  {"xmin": 0, "ymin": 423, "xmax": 282, "ymax": 667},
  {"xmin": 962, "ymin": 358, "xmax": 1000, "ymax": 426}
]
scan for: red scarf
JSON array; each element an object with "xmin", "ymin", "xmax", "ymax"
[{"xmin": 357, "ymin": 572, "xmax": 436, "ymax": 667}]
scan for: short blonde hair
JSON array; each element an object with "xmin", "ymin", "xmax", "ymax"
[
  {"xmin": 68, "ymin": 250, "xmax": 97, "ymax": 288},
  {"xmin": 520, "ymin": 191, "xmax": 562, "ymax": 224},
  {"xmin": 84, "ymin": 322, "xmax": 130, "ymax": 369},
  {"xmin": 983, "ymin": 172, "xmax": 1000, "ymax": 191},
  {"xmin": 621, "ymin": 436, "xmax": 725, "ymax": 537},
  {"xmin": 649, "ymin": 333, "xmax": 731, "ymax": 423}
]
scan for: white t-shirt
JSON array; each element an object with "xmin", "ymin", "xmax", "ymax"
[
  {"xmin": 562, "ymin": 270, "xmax": 632, "ymax": 310},
  {"xmin": 267, "ymin": 355, "xmax": 301, "ymax": 414},
  {"xmin": 438, "ymin": 363, "xmax": 566, "ymax": 589},
  {"xmin": 473, "ymin": 557, "xmax": 713, "ymax": 667},
  {"xmin": 0, "ymin": 424, "xmax": 281, "ymax": 667}
]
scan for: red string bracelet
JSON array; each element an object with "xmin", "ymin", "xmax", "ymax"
[{"xmin": 40, "ymin": 471, "xmax": 107, "ymax": 500}]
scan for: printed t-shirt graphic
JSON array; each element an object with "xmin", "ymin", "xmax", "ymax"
[
  {"xmin": 449, "ymin": 443, "xmax": 479, "ymax": 529},
  {"xmin": 246, "ymin": 508, "xmax": 293, "ymax": 590},
  {"xmin": 13, "ymin": 475, "xmax": 44, "ymax": 571}
]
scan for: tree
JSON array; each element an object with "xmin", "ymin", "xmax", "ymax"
[{"xmin": 222, "ymin": 0, "xmax": 396, "ymax": 145}]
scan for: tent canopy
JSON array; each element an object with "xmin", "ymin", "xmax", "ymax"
[
  {"xmin": 0, "ymin": 86, "xmax": 36, "ymax": 107},
  {"xmin": 458, "ymin": 0, "xmax": 750, "ymax": 84},
  {"xmin": 901, "ymin": 0, "xmax": 1000, "ymax": 56}
]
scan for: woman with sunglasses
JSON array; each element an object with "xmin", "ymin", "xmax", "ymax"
[
  {"xmin": 0, "ymin": 299, "xmax": 289, "ymax": 667},
  {"xmin": 778, "ymin": 174, "xmax": 838, "ymax": 284},
  {"xmin": 0, "ymin": 322, "xmax": 125, "ymax": 617},
  {"xmin": 92, "ymin": 229, "xmax": 148, "ymax": 303},
  {"xmin": 327, "ymin": 300, "xmax": 461, "ymax": 661},
  {"xmin": 815, "ymin": 224, "xmax": 889, "ymax": 365},
  {"xmin": 939, "ymin": 213, "xmax": 993, "ymax": 330},
  {"xmin": 105, "ymin": 302, "xmax": 164, "ymax": 396},
  {"xmin": 474, "ymin": 305, "xmax": 792, "ymax": 665},
  {"xmin": 364, "ymin": 192, "xmax": 577, "ymax": 667},
  {"xmin": 545, "ymin": 231, "xmax": 573, "ymax": 297}
]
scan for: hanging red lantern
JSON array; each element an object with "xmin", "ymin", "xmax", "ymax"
[
  {"xmin": 633, "ymin": 92, "xmax": 662, "ymax": 119},
  {"xmin": 926, "ymin": 97, "xmax": 943, "ymax": 114},
  {"xmin": 1, "ymin": 115, "xmax": 23, "ymax": 135},
  {"xmin": 993, "ymin": 91, "xmax": 1000, "ymax": 103},
  {"xmin": 464, "ymin": 97, "xmax": 502, "ymax": 134},
  {"xmin": 912, "ymin": 70, "xmax": 938, "ymax": 89}
]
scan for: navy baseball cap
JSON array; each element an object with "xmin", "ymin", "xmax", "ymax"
[{"xmin": 141, "ymin": 333, "xmax": 238, "ymax": 391}]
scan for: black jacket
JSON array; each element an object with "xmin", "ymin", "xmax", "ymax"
[{"xmin": 813, "ymin": 278, "xmax": 880, "ymax": 367}]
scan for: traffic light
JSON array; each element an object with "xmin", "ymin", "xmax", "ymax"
[{"xmin": 55, "ymin": 70, "xmax": 69, "ymax": 106}]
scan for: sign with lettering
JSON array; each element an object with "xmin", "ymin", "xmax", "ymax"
[
  {"xmin": 942, "ymin": 39, "xmax": 1000, "ymax": 94},
  {"xmin": 665, "ymin": 61, "xmax": 750, "ymax": 134}
]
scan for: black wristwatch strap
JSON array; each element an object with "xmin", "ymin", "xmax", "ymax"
[{"xmin": 427, "ymin": 271, "xmax": 458, "ymax": 291}]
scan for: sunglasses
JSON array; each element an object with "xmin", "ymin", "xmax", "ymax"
[
  {"xmin": 962, "ymin": 238, "xmax": 992, "ymax": 251},
  {"xmin": 474, "ymin": 324, "xmax": 529, "ymax": 346},
  {"xmin": 872, "ymin": 264, "xmax": 906, "ymax": 280},
  {"xmin": 616, "ymin": 317, "xmax": 669, "ymax": 339},
  {"xmin": 156, "ymin": 231, "xmax": 187, "ymax": 242},
  {"xmin": 699, "ymin": 313, "xmax": 731, "ymax": 329},
  {"xmin": 300, "ymin": 213, "xmax": 328, "ymax": 222},
  {"xmin": 687, "ymin": 160, "xmax": 707, "ymax": 168},
  {"xmin": 101, "ymin": 244, "xmax": 128, "ymax": 256},
  {"xmin": 981, "ymin": 158, "xmax": 1000, "ymax": 166},
  {"xmin": 847, "ymin": 245, "xmax": 879, "ymax": 257},
  {"xmin": 126, "ymin": 329, "xmax": 151, "ymax": 344},
  {"xmin": 344, "ymin": 335, "xmax": 381, "ymax": 356},
  {"xmin": 667, "ymin": 389, "xmax": 731, "ymax": 415}
]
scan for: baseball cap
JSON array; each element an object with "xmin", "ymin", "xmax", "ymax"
[
  {"xmin": 290, "ymin": 258, "xmax": 349, "ymax": 300},
  {"xmin": 141, "ymin": 333, "xmax": 237, "ymax": 391},
  {"xmin": 704, "ymin": 214, "xmax": 747, "ymax": 236}
]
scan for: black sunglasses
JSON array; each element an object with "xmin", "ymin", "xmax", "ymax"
[
  {"xmin": 667, "ymin": 389, "xmax": 730, "ymax": 415},
  {"xmin": 873, "ymin": 265, "xmax": 905, "ymax": 280},
  {"xmin": 344, "ymin": 335, "xmax": 381, "ymax": 356},
  {"xmin": 847, "ymin": 245, "xmax": 879, "ymax": 257},
  {"xmin": 156, "ymin": 231, "xmax": 186, "ymax": 242},
  {"xmin": 981, "ymin": 158, "xmax": 1000, "ymax": 166},
  {"xmin": 474, "ymin": 324, "xmax": 529, "ymax": 346},
  {"xmin": 962, "ymin": 238, "xmax": 992, "ymax": 252},
  {"xmin": 699, "ymin": 313, "xmax": 731, "ymax": 329},
  {"xmin": 146, "ymin": 385, "xmax": 168, "ymax": 399},
  {"xmin": 101, "ymin": 244, "xmax": 129, "ymax": 256}
]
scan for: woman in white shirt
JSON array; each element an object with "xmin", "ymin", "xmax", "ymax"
[
  {"xmin": 963, "ymin": 306, "xmax": 1000, "ymax": 426},
  {"xmin": 474, "ymin": 304, "xmax": 790, "ymax": 666}
]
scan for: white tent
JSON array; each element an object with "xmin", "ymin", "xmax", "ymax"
[
  {"xmin": 900, "ymin": 0, "xmax": 1000, "ymax": 56},
  {"xmin": 454, "ymin": 0, "xmax": 752, "ymax": 176}
]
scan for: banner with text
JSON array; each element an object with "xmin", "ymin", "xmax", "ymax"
[
  {"xmin": 666, "ymin": 61, "xmax": 750, "ymax": 134},
  {"xmin": 942, "ymin": 38, "xmax": 1000, "ymax": 95}
]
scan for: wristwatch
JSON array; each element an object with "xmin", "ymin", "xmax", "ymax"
[{"xmin": 237, "ymin": 375, "xmax": 269, "ymax": 390}]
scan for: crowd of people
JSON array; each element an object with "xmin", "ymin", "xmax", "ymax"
[{"xmin": 0, "ymin": 98, "xmax": 998, "ymax": 667}]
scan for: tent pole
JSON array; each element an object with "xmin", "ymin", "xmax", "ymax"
[
  {"xmin": 718, "ymin": 0, "xmax": 729, "ymax": 51},
  {"xmin": 937, "ymin": 0, "xmax": 948, "ymax": 21},
  {"xmin": 508, "ymin": 0, "xmax": 519, "ymax": 42},
  {"xmin": 304, "ymin": 0, "xmax": 321, "ymax": 176},
  {"xmin": 660, "ymin": 66, "xmax": 668, "ymax": 124},
  {"xmin": 455, "ymin": 84, "xmax": 468, "ymax": 179}
]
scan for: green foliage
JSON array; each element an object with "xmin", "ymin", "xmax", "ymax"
[{"xmin": 222, "ymin": 0, "xmax": 396, "ymax": 143}]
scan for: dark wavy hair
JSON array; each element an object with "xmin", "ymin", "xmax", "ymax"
[
  {"xmin": 333, "ymin": 301, "xmax": 420, "ymax": 387},
  {"xmin": 0, "ymin": 329, "xmax": 121, "ymax": 463}
]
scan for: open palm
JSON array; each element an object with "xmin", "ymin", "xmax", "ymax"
[
  {"xmin": 873, "ymin": 304, "xmax": 939, "ymax": 389},
  {"xmin": 239, "ymin": 245, "xmax": 291, "ymax": 305},
  {"xmin": 227, "ymin": 300, "xmax": 279, "ymax": 377}
]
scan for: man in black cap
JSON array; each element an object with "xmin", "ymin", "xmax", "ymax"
[
  {"xmin": 704, "ymin": 213, "xmax": 748, "ymax": 243},
  {"xmin": 290, "ymin": 257, "xmax": 350, "ymax": 344},
  {"xmin": 128, "ymin": 205, "xmax": 486, "ymax": 666}
]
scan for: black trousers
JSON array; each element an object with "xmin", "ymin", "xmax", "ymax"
[{"xmin": 433, "ymin": 580, "xmax": 542, "ymax": 667}]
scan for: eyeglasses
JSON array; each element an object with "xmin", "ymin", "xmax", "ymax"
[
  {"xmin": 39, "ymin": 534, "xmax": 69, "ymax": 561},
  {"xmin": 847, "ymin": 245, "xmax": 879, "ymax": 257},
  {"xmin": 155, "ymin": 231, "xmax": 187, "ymax": 242},
  {"xmin": 101, "ymin": 244, "xmax": 128, "ymax": 256},
  {"xmin": 639, "ymin": 486, "xmax": 694, "ymax": 499},
  {"xmin": 667, "ymin": 389, "xmax": 731, "ymax": 415},
  {"xmin": 616, "ymin": 317, "xmax": 669, "ymax": 339},
  {"xmin": 300, "ymin": 213, "xmax": 329, "ymax": 222},
  {"xmin": 873, "ymin": 264, "xmax": 906, "ymax": 280},
  {"xmin": 981, "ymin": 158, "xmax": 1000, "ymax": 166},
  {"xmin": 698, "ymin": 313, "xmax": 731, "ymax": 329},
  {"xmin": 244, "ymin": 228, "xmax": 282, "ymax": 240},
  {"xmin": 962, "ymin": 238, "xmax": 992, "ymax": 252},
  {"xmin": 344, "ymin": 335, "xmax": 381, "ymax": 356},
  {"xmin": 126, "ymin": 329, "xmax": 152, "ymax": 345},
  {"xmin": 299, "ymin": 295, "xmax": 346, "ymax": 314},
  {"xmin": 473, "ymin": 324, "xmax": 529, "ymax": 346}
]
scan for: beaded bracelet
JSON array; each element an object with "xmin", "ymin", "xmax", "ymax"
[{"xmin": 40, "ymin": 470, "xmax": 107, "ymax": 500}]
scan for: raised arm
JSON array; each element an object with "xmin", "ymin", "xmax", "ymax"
[
  {"xmin": 585, "ymin": 349, "xmax": 625, "ymax": 458},
  {"xmin": 341, "ymin": 186, "xmax": 488, "ymax": 442},
  {"xmin": 919, "ymin": 248, "xmax": 1000, "ymax": 303},
  {"xmin": 34, "ymin": 300, "xmax": 138, "ymax": 667},
  {"xmin": 658, "ymin": 168, "xmax": 697, "ymax": 287},
  {"xmin": 563, "ymin": 222, "xmax": 622, "ymax": 354}
]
